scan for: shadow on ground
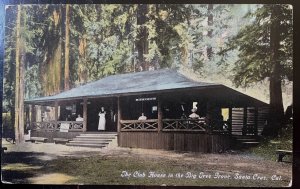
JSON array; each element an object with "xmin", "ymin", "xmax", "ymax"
[{"xmin": 1, "ymin": 151, "xmax": 48, "ymax": 183}]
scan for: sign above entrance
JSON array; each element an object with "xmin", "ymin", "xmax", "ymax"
[{"xmin": 135, "ymin": 97, "xmax": 157, "ymax": 102}]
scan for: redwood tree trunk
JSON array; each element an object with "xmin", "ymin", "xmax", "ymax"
[
  {"xmin": 207, "ymin": 4, "xmax": 213, "ymax": 60},
  {"xmin": 264, "ymin": 5, "xmax": 284, "ymax": 136},
  {"xmin": 136, "ymin": 4, "xmax": 148, "ymax": 71},
  {"xmin": 14, "ymin": 5, "xmax": 25, "ymax": 143},
  {"xmin": 64, "ymin": 4, "xmax": 70, "ymax": 90}
]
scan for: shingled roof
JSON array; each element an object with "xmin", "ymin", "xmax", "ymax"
[{"xmin": 25, "ymin": 69, "xmax": 268, "ymax": 107}]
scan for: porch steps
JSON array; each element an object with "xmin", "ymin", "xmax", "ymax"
[
  {"xmin": 232, "ymin": 135, "xmax": 261, "ymax": 150},
  {"xmin": 66, "ymin": 133, "xmax": 117, "ymax": 148}
]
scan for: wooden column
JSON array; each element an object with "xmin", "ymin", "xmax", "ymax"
[
  {"xmin": 117, "ymin": 97, "xmax": 122, "ymax": 133},
  {"xmin": 254, "ymin": 107, "xmax": 258, "ymax": 136},
  {"xmin": 31, "ymin": 104, "xmax": 36, "ymax": 123},
  {"xmin": 229, "ymin": 107, "xmax": 232, "ymax": 134},
  {"xmin": 157, "ymin": 96, "xmax": 163, "ymax": 132},
  {"xmin": 54, "ymin": 101, "xmax": 58, "ymax": 129},
  {"xmin": 83, "ymin": 98, "xmax": 87, "ymax": 132},
  {"xmin": 54, "ymin": 101, "xmax": 58, "ymax": 121},
  {"xmin": 243, "ymin": 107, "xmax": 247, "ymax": 135}
]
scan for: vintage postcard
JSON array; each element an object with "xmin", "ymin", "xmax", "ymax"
[{"xmin": 1, "ymin": 3, "xmax": 293, "ymax": 187}]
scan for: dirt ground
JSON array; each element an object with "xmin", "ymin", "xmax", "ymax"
[{"xmin": 1, "ymin": 139, "xmax": 292, "ymax": 187}]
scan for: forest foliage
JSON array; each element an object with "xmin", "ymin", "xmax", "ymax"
[{"xmin": 3, "ymin": 4, "xmax": 293, "ymax": 139}]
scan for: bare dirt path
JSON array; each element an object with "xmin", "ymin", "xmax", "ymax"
[{"xmin": 1, "ymin": 139, "xmax": 292, "ymax": 186}]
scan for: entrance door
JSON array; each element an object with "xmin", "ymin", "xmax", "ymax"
[{"xmin": 87, "ymin": 98, "xmax": 117, "ymax": 132}]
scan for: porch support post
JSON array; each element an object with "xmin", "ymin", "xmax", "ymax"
[
  {"xmin": 31, "ymin": 104, "xmax": 36, "ymax": 123},
  {"xmin": 229, "ymin": 107, "xmax": 232, "ymax": 134},
  {"xmin": 83, "ymin": 98, "xmax": 87, "ymax": 132},
  {"xmin": 243, "ymin": 107, "xmax": 247, "ymax": 135},
  {"xmin": 54, "ymin": 101, "xmax": 58, "ymax": 129},
  {"xmin": 254, "ymin": 107, "xmax": 258, "ymax": 136},
  {"xmin": 157, "ymin": 96, "xmax": 162, "ymax": 132},
  {"xmin": 117, "ymin": 97, "xmax": 122, "ymax": 133}
]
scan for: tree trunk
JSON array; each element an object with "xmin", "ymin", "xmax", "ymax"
[
  {"xmin": 41, "ymin": 7, "xmax": 62, "ymax": 96},
  {"xmin": 64, "ymin": 4, "xmax": 70, "ymax": 90},
  {"xmin": 14, "ymin": 5, "xmax": 25, "ymax": 143},
  {"xmin": 14, "ymin": 5, "xmax": 21, "ymax": 143},
  {"xmin": 207, "ymin": 4, "xmax": 213, "ymax": 60},
  {"xmin": 18, "ymin": 50, "xmax": 25, "ymax": 142},
  {"xmin": 136, "ymin": 4, "xmax": 148, "ymax": 71},
  {"xmin": 264, "ymin": 5, "xmax": 284, "ymax": 137}
]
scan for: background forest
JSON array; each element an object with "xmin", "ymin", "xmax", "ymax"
[{"xmin": 3, "ymin": 4, "xmax": 293, "ymax": 142}]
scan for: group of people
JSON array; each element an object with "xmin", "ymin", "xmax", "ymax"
[{"xmin": 137, "ymin": 107, "xmax": 204, "ymax": 121}]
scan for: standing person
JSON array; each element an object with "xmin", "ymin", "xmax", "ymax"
[{"xmin": 98, "ymin": 107, "xmax": 106, "ymax": 130}]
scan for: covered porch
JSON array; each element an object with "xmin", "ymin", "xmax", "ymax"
[{"xmin": 25, "ymin": 69, "xmax": 269, "ymax": 152}]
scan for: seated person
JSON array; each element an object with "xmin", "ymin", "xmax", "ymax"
[
  {"xmin": 66, "ymin": 114, "xmax": 72, "ymax": 121},
  {"xmin": 138, "ymin": 113, "xmax": 147, "ymax": 120},
  {"xmin": 189, "ymin": 108, "xmax": 200, "ymax": 119},
  {"xmin": 76, "ymin": 114, "xmax": 84, "ymax": 121}
]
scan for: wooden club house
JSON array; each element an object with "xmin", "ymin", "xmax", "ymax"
[{"xmin": 25, "ymin": 69, "xmax": 269, "ymax": 152}]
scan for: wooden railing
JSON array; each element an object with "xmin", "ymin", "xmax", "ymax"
[
  {"xmin": 120, "ymin": 119, "xmax": 158, "ymax": 131},
  {"xmin": 120, "ymin": 118, "xmax": 230, "ymax": 134},
  {"xmin": 162, "ymin": 118, "xmax": 206, "ymax": 132},
  {"xmin": 31, "ymin": 121, "xmax": 84, "ymax": 132}
]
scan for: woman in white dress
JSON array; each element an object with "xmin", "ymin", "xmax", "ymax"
[{"xmin": 98, "ymin": 107, "xmax": 106, "ymax": 130}]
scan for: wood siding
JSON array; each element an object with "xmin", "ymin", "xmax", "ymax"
[
  {"xmin": 119, "ymin": 132, "xmax": 232, "ymax": 153},
  {"xmin": 232, "ymin": 107, "xmax": 269, "ymax": 135}
]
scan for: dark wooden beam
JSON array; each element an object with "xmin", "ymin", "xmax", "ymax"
[
  {"xmin": 243, "ymin": 107, "xmax": 247, "ymax": 135},
  {"xmin": 229, "ymin": 107, "xmax": 232, "ymax": 134},
  {"xmin": 254, "ymin": 107, "xmax": 258, "ymax": 136},
  {"xmin": 117, "ymin": 97, "xmax": 122, "ymax": 133},
  {"xmin": 83, "ymin": 98, "xmax": 87, "ymax": 132},
  {"xmin": 157, "ymin": 96, "xmax": 162, "ymax": 132},
  {"xmin": 31, "ymin": 104, "xmax": 36, "ymax": 123},
  {"xmin": 54, "ymin": 101, "xmax": 59, "ymax": 122}
]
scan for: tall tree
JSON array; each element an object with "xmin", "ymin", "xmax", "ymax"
[
  {"xmin": 207, "ymin": 4, "xmax": 213, "ymax": 60},
  {"xmin": 40, "ymin": 5, "xmax": 63, "ymax": 96},
  {"xmin": 14, "ymin": 5, "xmax": 25, "ymax": 143},
  {"xmin": 135, "ymin": 4, "xmax": 148, "ymax": 71},
  {"xmin": 64, "ymin": 4, "xmax": 70, "ymax": 90},
  {"xmin": 219, "ymin": 5, "xmax": 293, "ymax": 136}
]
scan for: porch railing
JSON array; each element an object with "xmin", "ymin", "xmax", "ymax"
[
  {"xmin": 162, "ymin": 118, "xmax": 206, "ymax": 132},
  {"xmin": 31, "ymin": 121, "xmax": 84, "ymax": 132},
  {"xmin": 120, "ymin": 118, "xmax": 230, "ymax": 134},
  {"xmin": 120, "ymin": 119, "xmax": 158, "ymax": 131}
]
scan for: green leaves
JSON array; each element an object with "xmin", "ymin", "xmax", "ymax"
[{"xmin": 220, "ymin": 4, "xmax": 292, "ymax": 87}]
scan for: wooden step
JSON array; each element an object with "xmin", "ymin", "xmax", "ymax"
[
  {"xmin": 65, "ymin": 143, "xmax": 106, "ymax": 148},
  {"xmin": 79, "ymin": 133, "xmax": 117, "ymax": 137},
  {"xmin": 53, "ymin": 138, "xmax": 71, "ymax": 144},
  {"xmin": 26, "ymin": 137, "xmax": 48, "ymax": 143},
  {"xmin": 241, "ymin": 141, "xmax": 260, "ymax": 145},
  {"xmin": 68, "ymin": 140, "xmax": 109, "ymax": 144},
  {"xmin": 72, "ymin": 138, "xmax": 113, "ymax": 142}
]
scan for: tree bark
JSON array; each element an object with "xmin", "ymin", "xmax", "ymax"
[
  {"xmin": 207, "ymin": 4, "xmax": 213, "ymax": 60},
  {"xmin": 64, "ymin": 4, "xmax": 70, "ymax": 90},
  {"xmin": 14, "ymin": 5, "xmax": 25, "ymax": 143},
  {"xmin": 18, "ymin": 50, "xmax": 25, "ymax": 142},
  {"xmin": 264, "ymin": 5, "xmax": 284, "ymax": 137},
  {"xmin": 136, "ymin": 4, "xmax": 148, "ymax": 71},
  {"xmin": 14, "ymin": 5, "xmax": 21, "ymax": 143}
]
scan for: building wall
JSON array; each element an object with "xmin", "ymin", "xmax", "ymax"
[{"xmin": 119, "ymin": 132, "xmax": 232, "ymax": 153}]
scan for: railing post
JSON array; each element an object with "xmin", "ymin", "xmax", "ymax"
[
  {"xmin": 243, "ymin": 107, "xmax": 247, "ymax": 135},
  {"xmin": 117, "ymin": 97, "xmax": 122, "ymax": 133},
  {"xmin": 54, "ymin": 101, "xmax": 58, "ymax": 130},
  {"xmin": 229, "ymin": 107, "xmax": 232, "ymax": 135},
  {"xmin": 30, "ymin": 104, "xmax": 36, "ymax": 129},
  {"xmin": 254, "ymin": 107, "xmax": 258, "ymax": 136},
  {"xmin": 83, "ymin": 98, "xmax": 87, "ymax": 132},
  {"xmin": 157, "ymin": 96, "xmax": 163, "ymax": 132}
]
